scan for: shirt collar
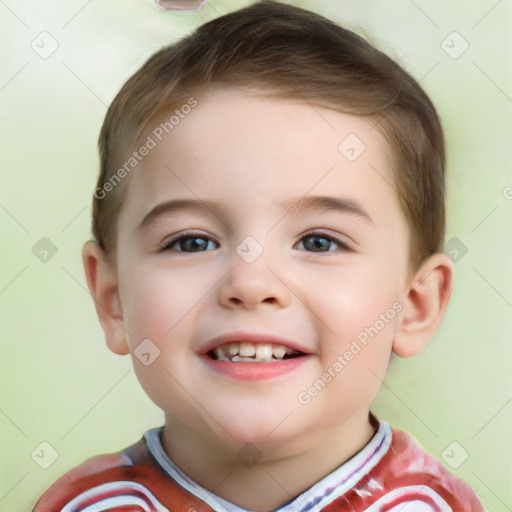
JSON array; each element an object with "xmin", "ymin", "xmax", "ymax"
[{"xmin": 145, "ymin": 413, "xmax": 392, "ymax": 512}]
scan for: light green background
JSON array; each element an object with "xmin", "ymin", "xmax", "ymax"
[{"xmin": 1, "ymin": 1, "xmax": 511, "ymax": 510}]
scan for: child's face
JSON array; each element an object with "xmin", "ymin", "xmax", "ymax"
[{"xmin": 114, "ymin": 89, "xmax": 411, "ymax": 446}]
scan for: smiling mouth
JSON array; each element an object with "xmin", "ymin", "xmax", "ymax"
[{"xmin": 208, "ymin": 342, "xmax": 303, "ymax": 363}]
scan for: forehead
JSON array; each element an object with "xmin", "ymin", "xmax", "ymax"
[{"xmin": 122, "ymin": 89, "xmax": 401, "ymax": 226}]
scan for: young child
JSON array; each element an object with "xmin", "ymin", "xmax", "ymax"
[{"xmin": 33, "ymin": 1, "xmax": 486, "ymax": 511}]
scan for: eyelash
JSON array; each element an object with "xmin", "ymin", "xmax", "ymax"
[
  {"xmin": 160, "ymin": 230, "xmax": 353, "ymax": 254},
  {"xmin": 160, "ymin": 231, "xmax": 217, "ymax": 253},
  {"xmin": 298, "ymin": 230, "xmax": 353, "ymax": 253}
]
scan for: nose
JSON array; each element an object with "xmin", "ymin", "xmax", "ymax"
[{"xmin": 218, "ymin": 246, "xmax": 292, "ymax": 310}]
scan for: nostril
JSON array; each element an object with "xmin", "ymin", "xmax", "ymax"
[{"xmin": 227, "ymin": 296, "xmax": 278, "ymax": 308}]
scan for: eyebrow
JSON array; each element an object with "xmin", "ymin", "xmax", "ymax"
[
  {"xmin": 138, "ymin": 198, "xmax": 228, "ymax": 231},
  {"xmin": 278, "ymin": 195, "xmax": 373, "ymax": 224},
  {"xmin": 137, "ymin": 194, "xmax": 372, "ymax": 231}
]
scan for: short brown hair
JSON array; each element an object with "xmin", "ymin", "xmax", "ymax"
[{"xmin": 93, "ymin": 0, "xmax": 445, "ymax": 269}]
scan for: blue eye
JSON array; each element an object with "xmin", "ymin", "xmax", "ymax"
[
  {"xmin": 162, "ymin": 233, "xmax": 218, "ymax": 252},
  {"xmin": 161, "ymin": 231, "xmax": 351, "ymax": 254},
  {"xmin": 297, "ymin": 233, "xmax": 350, "ymax": 253}
]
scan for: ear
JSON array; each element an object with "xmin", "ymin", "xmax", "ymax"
[
  {"xmin": 82, "ymin": 241, "xmax": 130, "ymax": 355},
  {"xmin": 393, "ymin": 252, "xmax": 454, "ymax": 358}
]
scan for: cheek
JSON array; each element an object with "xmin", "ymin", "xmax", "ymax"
[
  {"xmin": 310, "ymin": 298, "xmax": 398, "ymax": 417},
  {"xmin": 120, "ymin": 265, "xmax": 208, "ymax": 342},
  {"xmin": 303, "ymin": 265, "xmax": 400, "ymax": 386},
  {"xmin": 304, "ymin": 262, "xmax": 401, "ymax": 332},
  {"xmin": 321, "ymin": 295, "xmax": 398, "ymax": 371},
  {"xmin": 118, "ymin": 269, "xmax": 204, "ymax": 419}
]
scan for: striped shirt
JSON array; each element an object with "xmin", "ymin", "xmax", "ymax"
[{"xmin": 32, "ymin": 415, "xmax": 485, "ymax": 512}]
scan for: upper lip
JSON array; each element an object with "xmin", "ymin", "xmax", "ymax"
[{"xmin": 198, "ymin": 330, "xmax": 312, "ymax": 356}]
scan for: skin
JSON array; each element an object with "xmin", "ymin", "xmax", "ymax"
[{"xmin": 83, "ymin": 89, "xmax": 454, "ymax": 511}]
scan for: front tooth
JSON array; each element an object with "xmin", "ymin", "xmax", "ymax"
[
  {"xmin": 232, "ymin": 355, "xmax": 257, "ymax": 362},
  {"xmin": 256, "ymin": 344, "xmax": 273, "ymax": 362},
  {"xmin": 239, "ymin": 343, "xmax": 256, "ymax": 357},
  {"xmin": 272, "ymin": 345, "xmax": 286, "ymax": 359}
]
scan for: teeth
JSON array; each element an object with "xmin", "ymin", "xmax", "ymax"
[
  {"xmin": 212, "ymin": 342, "xmax": 300, "ymax": 362},
  {"xmin": 239, "ymin": 343, "xmax": 256, "ymax": 357},
  {"xmin": 232, "ymin": 355, "xmax": 260, "ymax": 363},
  {"xmin": 272, "ymin": 345, "xmax": 285, "ymax": 359},
  {"xmin": 255, "ymin": 344, "xmax": 273, "ymax": 362},
  {"xmin": 226, "ymin": 343, "xmax": 239, "ymax": 356}
]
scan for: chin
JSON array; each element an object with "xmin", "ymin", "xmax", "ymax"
[{"xmin": 207, "ymin": 402, "xmax": 306, "ymax": 450}]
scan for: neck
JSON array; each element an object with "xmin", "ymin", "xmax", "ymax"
[{"xmin": 161, "ymin": 409, "xmax": 377, "ymax": 511}]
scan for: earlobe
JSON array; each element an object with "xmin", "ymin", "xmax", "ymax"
[
  {"xmin": 82, "ymin": 241, "xmax": 130, "ymax": 356},
  {"xmin": 393, "ymin": 253, "xmax": 454, "ymax": 358}
]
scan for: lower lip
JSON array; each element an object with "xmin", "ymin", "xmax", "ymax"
[{"xmin": 199, "ymin": 355, "xmax": 309, "ymax": 380}]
